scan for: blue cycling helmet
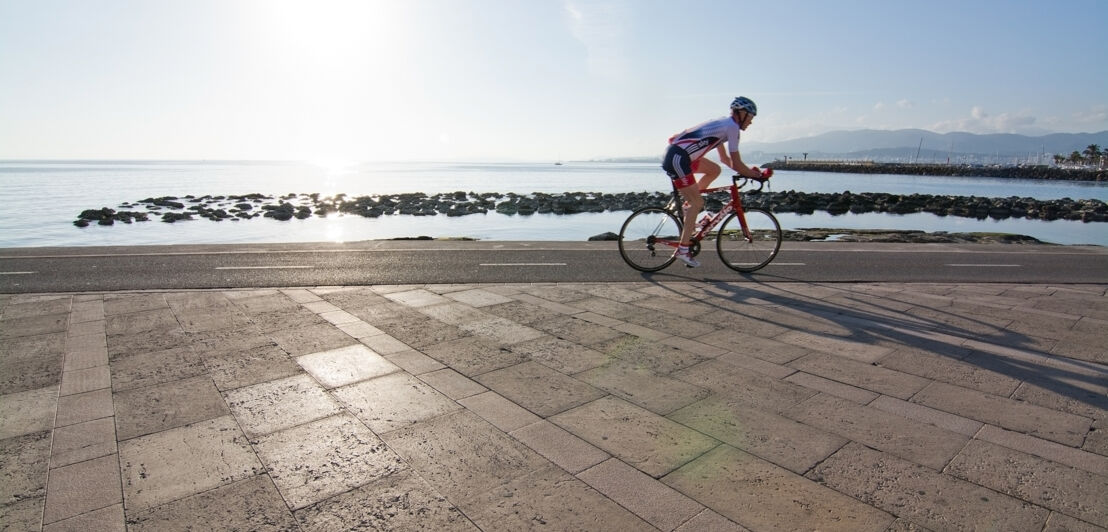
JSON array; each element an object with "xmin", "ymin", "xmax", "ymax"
[{"xmin": 730, "ymin": 96, "xmax": 757, "ymax": 116}]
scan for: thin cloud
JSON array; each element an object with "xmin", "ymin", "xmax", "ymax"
[
  {"xmin": 563, "ymin": 0, "xmax": 629, "ymax": 78},
  {"xmin": 1072, "ymin": 104, "xmax": 1108, "ymax": 126},
  {"xmin": 932, "ymin": 106, "xmax": 1038, "ymax": 134}
]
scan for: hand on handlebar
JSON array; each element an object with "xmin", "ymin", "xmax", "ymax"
[
  {"xmin": 749, "ymin": 166, "xmax": 773, "ymax": 180},
  {"xmin": 744, "ymin": 166, "xmax": 771, "ymax": 180}
]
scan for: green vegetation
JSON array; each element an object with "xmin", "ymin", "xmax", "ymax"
[{"xmin": 1053, "ymin": 144, "xmax": 1103, "ymax": 167}]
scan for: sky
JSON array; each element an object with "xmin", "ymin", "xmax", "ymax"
[{"xmin": 1, "ymin": 0, "xmax": 1106, "ymax": 162}]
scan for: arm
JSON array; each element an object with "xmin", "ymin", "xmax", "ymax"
[
  {"xmin": 716, "ymin": 144, "xmax": 732, "ymax": 168},
  {"xmin": 728, "ymin": 150, "xmax": 762, "ymax": 179},
  {"xmin": 724, "ymin": 125, "xmax": 759, "ymax": 178}
]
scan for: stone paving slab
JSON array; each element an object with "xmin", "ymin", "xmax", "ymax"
[
  {"xmin": 664, "ymin": 444, "xmax": 896, "ymax": 532},
  {"xmin": 947, "ymin": 439, "xmax": 1108, "ymax": 528},
  {"xmin": 811, "ymin": 442, "xmax": 1050, "ymax": 531},
  {"xmin": 461, "ymin": 462, "xmax": 657, "ymax": 530},
  {"xmin": 1, "ymin": 280, "xmax": 1106, "ymax": 531},
  {"xmin": 118, "ymin": 415, "xmax": 262, "ymax": 512},
  {"xmin": 125, "ymin": 475, "xmax": 298, "ymax": 532}
]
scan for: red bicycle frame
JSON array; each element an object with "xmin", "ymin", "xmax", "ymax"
[{"xmin": 686, "ymin": 181, "xmax": 755, "ymax": 242}]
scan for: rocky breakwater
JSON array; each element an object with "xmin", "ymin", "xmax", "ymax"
[
  {"xmin": 73, "ymin": 191, "xmax": 674, "ymax": 227},
  {"xmin": 74, "ymin": 189, "xmax": 1108, "ymax": 228},
  {"xmin": 740, "ymin": 190, "xmax": 1107, "ymax": 222}
]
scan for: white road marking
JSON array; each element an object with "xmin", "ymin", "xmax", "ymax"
[
  {"xmin": 215, "ymin": 266, "xmax": 314, "ymax": 270},
  {"xmin": 480, "ymin": 263, "xmax": 567, "ymax": 267},
  {"xmin": 0, "ymin": 271, "xmax": 36, "ymax": 275},
  {"xmin": 946, "ymin": 264, "xmax": 1021, "ymax": 267}
]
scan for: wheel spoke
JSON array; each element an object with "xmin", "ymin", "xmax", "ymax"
[
  {"xmin": 619, "ymin": 207, "xmax": 681, "ymax": 272},
  {"xmin": 717, "ymin": 208, "xmax": 781, "ymax": 272}
]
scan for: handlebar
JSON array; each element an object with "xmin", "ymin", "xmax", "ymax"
[{"xmin": 733, "ymin": 167, "xmax": 772, "ymax": 192}]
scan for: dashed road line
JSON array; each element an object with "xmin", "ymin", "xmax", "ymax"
[
  {"xmin": 946, "ymin": 264, "xmax": 1021, "ymax": 267},
  {"xmin": 479, "ymin": 263, "xmax": 567, "ymax": 267},
  {"xmin": 215, "ymin": 266, "xmax": 314, "ymax": 270}
]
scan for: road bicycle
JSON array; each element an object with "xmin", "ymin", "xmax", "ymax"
[{"xmin": 618, "ymin": 170, "xmax": 782, "ymax": 272}]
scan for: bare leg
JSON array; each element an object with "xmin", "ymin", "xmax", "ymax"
[
  {"xmin": 696, "ymin": 158, "xmax": 722, "ymax": 191},
  {"xmin": 676, "ymin": 181, "xmax": 703, "ymax": 247}
]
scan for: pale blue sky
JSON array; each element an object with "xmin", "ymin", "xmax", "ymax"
[{"xmin": 1, "ymin": 0, "xmax": 1105, "ymax": 162}]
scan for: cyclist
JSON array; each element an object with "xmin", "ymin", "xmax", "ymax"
[{"xmin": 662, "ymin": 96, "xmax": 765, "ymax": 267}]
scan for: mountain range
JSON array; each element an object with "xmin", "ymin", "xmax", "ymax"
[{"xmin": 742, "ymin": 129, "xmax": 1108, "ymax": 164}]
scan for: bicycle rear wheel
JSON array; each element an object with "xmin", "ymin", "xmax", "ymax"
[
  {"xmin": 716, "ymin": 208, "xmax": 782, "ymax": 272},
  {"xmin": 618, "ymin": 206, "xmax": 682, "ymax": 272}
]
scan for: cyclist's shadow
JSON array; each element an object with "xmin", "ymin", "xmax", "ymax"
[{"xmin": 638, "ymin": 273, "xmax": 1107, "ymax": 413}]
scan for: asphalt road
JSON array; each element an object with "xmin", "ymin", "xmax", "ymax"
[{"xmin": 1, "ymin": 241, "xmax": 1106, "ymax": 293}]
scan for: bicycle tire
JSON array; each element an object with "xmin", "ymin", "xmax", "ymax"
[
  {"xmin": 618, "ymin": 206, "xmax": 682, "ymax": 272},
  {"xmin": 716, "ymin": 208, "xmax": 782, "ymax": 272}
]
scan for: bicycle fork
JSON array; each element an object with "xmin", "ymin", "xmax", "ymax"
[{"xmin": 732, "ymin": 205, "xmax": 754, "ymax": 242}]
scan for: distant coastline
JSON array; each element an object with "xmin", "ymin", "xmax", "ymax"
[{"xmin": 765, "ymin": 161, "xmax": 1106, "ymax": 182}]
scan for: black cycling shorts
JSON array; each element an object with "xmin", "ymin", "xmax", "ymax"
[{"xmin": 661, "ymin": 144, "xmax": 696, "ymax": 188}]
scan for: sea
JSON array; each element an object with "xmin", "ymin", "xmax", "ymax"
[{"xmin": 1, "ymin": 160, "xmax": 1106, "ymax": 248}]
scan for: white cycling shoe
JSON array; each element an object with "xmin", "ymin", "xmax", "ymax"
[{"xmin": 673, "ymin": 249, "xmax": 701, "ymax": 268}]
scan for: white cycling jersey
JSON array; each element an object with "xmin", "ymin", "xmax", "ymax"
[{"xmin": 668, "ymin": 116, "xmax": 741, "ymax": 160}]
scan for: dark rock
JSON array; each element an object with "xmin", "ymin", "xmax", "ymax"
[
  {"xmin": 262, "ymin": 202, "xmax": 295, "ymax": 221},
  {"xmin": 589, "ymin": 232, "xmax": 619, "ymax": 241},
  {"xmin": 161, "ymin": 212, "xmax": 194, "ymax": 223},
  {"xmin": 83, "ymin": 207, "xmax": 114, "ymax": 220},
  {"xmin": 142, "ymin": 197, "xmax": 185, "ymax": 209},
  {"xmin": 74, "ymin": 207, "xmax": 150, "ymax": 226},
  {"xmin": 826, "ymin": 192, "xmax": 851, "ymax": 215}
]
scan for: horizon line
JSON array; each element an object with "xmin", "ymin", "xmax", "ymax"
[{"xmin": 2, "ymin": 128, "xmax": 1103, "ymax": 163}]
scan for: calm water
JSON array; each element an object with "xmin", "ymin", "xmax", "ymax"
[{"xmin": 1, "ymin": 160, "xmax": 1106, "ymax": 247}]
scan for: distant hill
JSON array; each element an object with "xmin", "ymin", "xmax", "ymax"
[{"xmin": 742, "ymin": 129, "xmax": 1108, "ymax": 164}]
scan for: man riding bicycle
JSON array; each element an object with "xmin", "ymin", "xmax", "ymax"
[{"xmin": 662, "ymin": 96, "xmax": 765, "ymax": 267}]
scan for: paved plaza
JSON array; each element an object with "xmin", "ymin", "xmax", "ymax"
[{"xmin": 1, "ymin": 280, "xmax": 1106, "ymax": 531}]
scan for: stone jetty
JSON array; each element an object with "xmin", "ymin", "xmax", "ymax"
[{"xmin": 766, "ymin": 161, "xmax": 1107, "ymax": 181}]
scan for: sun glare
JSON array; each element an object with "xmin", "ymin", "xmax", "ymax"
[
  {"xmin": 323, "ymin": 218, "xmax": 349, "ymax": 243},
  {"xmin": 263, "ymin": 0, "xmax": 390, "ymax": 57},
  {"xmin": 308, "ymin": 159, "xmax": 357, "ymax": 173},
  {"xmin": 247, "ymin": 0, "xmax": 408, "ymax": 162}
]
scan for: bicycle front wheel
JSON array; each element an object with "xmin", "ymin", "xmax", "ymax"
[
  {"xmin": 618, "ymin": 206, "xmax": 682, "ymax": 272},
  {"xmin": 716, "ymin": 208, "xmax": 782, "ymax": 272}
]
